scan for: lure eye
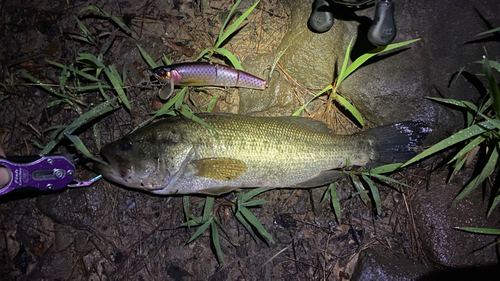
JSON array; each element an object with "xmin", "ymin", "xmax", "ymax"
[
  {"xmin": 119, "ymin": 137, "xmax": 133, "ymax": 151},
  {"xmin": 157, "ymin": 69, "xmax": 171, "ymax": 80}
]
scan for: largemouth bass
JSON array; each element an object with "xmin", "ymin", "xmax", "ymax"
[{"xmin": 95, "ymin": 114, "xmax": 429, "ymax": 195}]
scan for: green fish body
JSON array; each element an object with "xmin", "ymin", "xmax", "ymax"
[{"xmin": 95, "ymin": 114, "xmax": 429, "ymax": 195}]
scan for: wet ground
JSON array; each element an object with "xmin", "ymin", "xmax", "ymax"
[{"xmin": 0, "ymin": 0, "xmax": 498, "ymax": 280}]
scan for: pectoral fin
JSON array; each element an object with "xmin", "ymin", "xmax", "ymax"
[{"xmin": 191, "ymin": 158, "xmax": 247, "ymax": 181}]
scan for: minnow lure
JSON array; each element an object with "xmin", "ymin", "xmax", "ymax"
[{"xmin": 152, "ymin": 63, "xmax": 267, "ymax": 90}]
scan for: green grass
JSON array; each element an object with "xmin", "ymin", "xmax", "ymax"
[{"xmin": 293, "ymin": 38, "xmax": 420, "ymax": 127}]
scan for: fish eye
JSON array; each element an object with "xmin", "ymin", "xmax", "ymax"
[
  {"xmin": 120, "ymin": 137, "xmax": 133, "ymax": 151},
  {"xmin": 157, "ymin": 69, "xmax": 170, "ymax": 79}
]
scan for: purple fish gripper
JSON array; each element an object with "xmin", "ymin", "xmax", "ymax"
[{"xmin": 0, "ymin": 155, "xmax": 76, "ymax": 195}]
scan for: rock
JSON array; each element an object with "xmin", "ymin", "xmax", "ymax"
[
  {"xmin": 338, "ymin": 0, "xmax": 500, "ymax": 143},
  {"xmin": 412, "ymin": 169, "xmax": 500, "ymax": 267},
  {"xmin": 239, "ymin": 53, "xmax": 299, "ymax": 115},
  {"xmin": 36, "ymin": 184, "xmax": 110, "ymax": 229},
  {"xmin": 352, "ymin": 248, "xmax": 433, "ymax": 281},
  {"xmin": 277, "ymin": 0, "xmax": 355, "ymax": 88}
]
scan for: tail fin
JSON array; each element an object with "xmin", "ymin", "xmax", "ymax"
[{"xmin": 358, "ymin": 121, "xmax": 431, "ymax": 165}]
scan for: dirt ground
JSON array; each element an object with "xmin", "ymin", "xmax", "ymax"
[{"xmin": 0, "ymin": 0, "xmax": 440, "ymax": 280}]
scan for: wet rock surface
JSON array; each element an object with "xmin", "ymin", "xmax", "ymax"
[
  {"xmin": 412, "ymin": 168, "xmax": 500, "ymax": 268},
  {"xmin": 352, "ymin": 248, "xmax": 434, "ymax": 281}
]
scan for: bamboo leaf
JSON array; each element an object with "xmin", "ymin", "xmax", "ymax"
[
  {"xmin": 329, "ymin": 183, "xmax": 341, "ymax": 224},
  {"xmin": 241, "ymin": 187, "xmax": 269, "ymax": 202},
  {"xmin": 183, "ymin": 196, "xmax": 191, "ymax": 226},
  {"xmin": 453, "ymin": 144, "xmax": 498, "ymax": 204},
  {"xmin": 335, "ymin": 94, "xmax": 364, "ymax": 126},
  {"xmin": 455, "ymin": 227, "xmax": 500, "ymax": 235},
  {"xmin": 340, "ymin": 39, "xmax": 420, "ymax": 86},
  {"xmin": 109, "ymin": 14, "xmax": 132, "ymax": 35},
  {"xmin": 137, "ymin": 44, "xmax": 157, "ymax": 69},
  {"xmin": 202, "ymin": 196, "xmax": 215, "ymax": 223},
  {"xmin": 447, "ymin": 135, "xmax": 485, "ymax": 164},
  {"xmin": 427, "ymin": 97, "xmax": 478, "ymax": 112},
  {"xmin": 349, "ymin": 173, "xmax": 370, "ymax": 204},
  {"xmin": 240, "ymin": 206, "xmax": 275, "ymax": 243},
  {"xmin": 104, "ymin": 66, "xmax": 130, "ymax": 110},
  {"xmin": 233, "ymin": 208, "xmax": 260, "ymax": 242},
  {"xmin": 488, "ymin": 191, "xmax": 500, "ymax": 217},
  {"xmin": 369, "ymin": 163, "xmax": 403, "ymax": 174},
  {"xmin": 216, "ymin": 1, "xmax": 259, "ymax": 49},
  {"xmin": 215, "ymin": 48, "xmax": 243, "ymax": 70},
  {"xmin": 64, "ymin": 133, "xmax": 107, "ymax": 165},
  {"xmin": 337, "ymin": 38, "xmax": 354, "ymax": 86},
  {"xmin": 293, "ymin": 85, "xmax": 333, "ymax": 116},
  {"xmin": 187, "ymin": 218, "xmax": 212, "ymax": 244},
  {"xmin": 362, "ymin": 175, "xmax": 381, "ymax": 215},
  {"xmin": 210, "ymin": 220, "xmax": 224, "ymax": 263},
  {"xmin": 22, "ymin": 70, "xmax": 68, "ymax": 99},
  {"xmin": 241, "ymin": 199, "xmax": 268, "ymax": 207},
  {"xmin": 483, "ymin": 55, "xmax": 500, "ymax": 119},
  {"xmin": 476, "ymin": 27, "xmax": 500, "ymax": 36}
]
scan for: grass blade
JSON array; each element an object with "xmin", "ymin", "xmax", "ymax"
[
  {"xmin": 64, "ymin": 133, "xmax": 107, "ymax": 165},
  {"xmin": 329, "ymin": 183, "xmax": 341, "ymax": 224},
  {"xmin": 187, "ymin": 218, "xmax": 212, "ymax": 244},
  {"xmin": 22, "ymin": 70, "xmax": 68, "ymax": 99},
  {"xmin": 179, "ymin": 105, "xmax": 217, "ymax": 133},
  {"xmin": 46, "ymin": 60, "xmax": 101, "ymax": 82},
  {"xmin": 42, "ymin": 98, "xmax": 119, "ymax": 153},
  {"xmin": 240, "ymin": 206, "xmax": 275, "ymax": 243},
  {"xmin": 293, "ymin": 85, "xmax": 333, "ymax": 116},
  {"xmin": 369, "ymin": 163, "xmax": 403, "ymax": 174},
  {"xmin": 483, "ymin": 56, "xmax": 500, "ymax": 119},
  {"xmin": 109, "ymin": 14, "xmax": 132, "ymax": 35},
  {"xmin": 447, "ymin": 135, "xmax": 485, "ymax": 164},
  {"xmin": 350, "ymin": 173, "xmax": 370, "ymax": 204},
  {"xmin": 202, "ymin": 196, "xmax": 215, "ymax": 223},
  {"xmin": 337, "ymin": 38, "xmax": 354, "ymax": 86},
  {"xmin": 453, "ymin": 144, "xmax": 498, "ymax": 204},
  {"xmin": 335, "ymin": 94, "xmax": 364, "ymax": 126},
  {"xmin": 241, "ymin": 199, "xmax": 268, "ymax": 207},
  {"xmin": 339, "ymin": 39, "xmax": 420, "ymax": 86},
  {"xmin": 402, "ymin": 121, "xmax": 492, "ymax": 167},
  {"xmin": 487, "ymin": 189, "xmax": 500, "ymax": 217},
  {"xmin": 427, "ymin": 97, "xmax": 478, "ymax": 112},
  {"xmin": 233, "ymin": 208, "xmax": 260, "ymax": 242},
  {"xmin": 215, "ymin": 48, "xmax": 243, "ymax": 70},
  {"xmin": 210, "ymin": 220, "xmax": 224, "ymax": 264},
  {"xmin": 362, "ymin": 175, "xmax": 381, "ymax": 215},
  {"xmin": 455, "ymin": 227, "xmax": 500, "ymax": 235},
  {"xmin": 216, "ymin": 0, "xmax": 260, "ymax": 49},
  {"xmin": 183, "ymin": 196, "xmax": 191, "ymax": 226},
  {"xmin": 241, "ymin": 187, "xmax": 269, "ymax": 202},
  {"xmin": 137, "ymin": 44, "xmax": 157, "ymax": 68},
  {"xmin": 196, "ymin": 48, "xmax": 212, "ymax": 61},
  {"xmin": 218, "ymin": 0, "xmax": 241, "ymax": 41},
  {"xmin": 476, "ymin": 27, "xmax": 500, "ymax": 36},
  {"xmin": 104, "ymin": 66, "xmax": 130, "ymax": 110},
  {"xmin": 163, "ymin": 54, "xmax": 171, "ymax": 65}
]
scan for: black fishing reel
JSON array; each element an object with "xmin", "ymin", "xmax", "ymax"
[{"xmin": 309, "ymin": 0, "xmax": 396, "ymax": 46}]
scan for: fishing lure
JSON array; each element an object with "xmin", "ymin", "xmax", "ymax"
[{"xmin": 152, "ymin": 63, "xmax": 267, "ymax": 90}]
